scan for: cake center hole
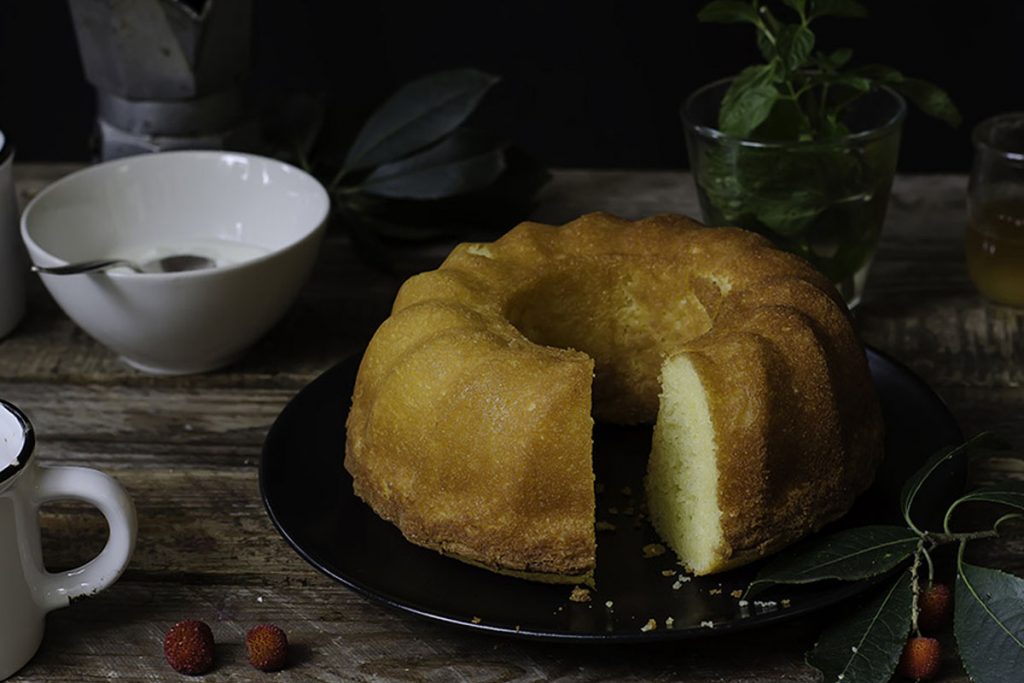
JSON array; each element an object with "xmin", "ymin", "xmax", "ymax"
[{"xmin": 505, "ymin": 263, "xmax": 715, "ymax": 424}]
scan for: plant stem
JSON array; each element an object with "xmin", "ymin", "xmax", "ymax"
[
  {"xmin": 818, "ymin": 82, "xmax": 830, "ymax": 133},
  {"xmin": 910, "ymin": 540, "xmax": 924, "ymax": 637},
  {"xmin": 925, "ymin": 529, "xmax": 1002, "ymax": 545},
  {"xmin": 755, "ymin": 4, "xmax": 779, "ymax": 45}
]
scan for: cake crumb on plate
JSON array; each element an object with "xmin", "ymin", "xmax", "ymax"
[{"xmin": 642, "ymin": 543, "xmax": 666, "ymax": 558}]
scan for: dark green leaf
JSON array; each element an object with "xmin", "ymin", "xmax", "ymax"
[
  {"xmin": 747, "ymin": 526, "xmax": 919, "ymax": 597},
  {"xmin": 360, "ymin": 131, "xmax": 507, "ymax": 200},
  {"xmin": 894, "ymin": 78, "xmax": 962, "ymax": 128},
  {"xmin": 900, "ymin": 433, "xmax": 1011, "ymax": 533},
  {"xmin": 750, "ymin": 97, "xmax": 807, "ymax": 140},
  {"xmin": 698, "ymin": 0, "xmax": 758, "ymax": 24},
  {"xmin": 806, "ymin": 571, "xmax": 913, "ymax": 683},
  {"xmin": 826, "ymin": 48, "xmax": 853, "ymax": 70},
  {"xmin": 753, "ymin": 188, "xmax": 830, "ymax": 236},
  {"xmin": 728, "ymin": 63, "xmax": 779, "ymax": 93},
  {"xmin": 776, "ymin": 24, "xmax": 815, "ymax": 72},
  {"xmin": 343, "ymin": 144, "xmax": 550, "ymax": 243},
  {"xmin": 833, "ymin": 74, "xmax": 872, "ymax": 92},
  {"xmin": 720, "ymin": 84, "xmax": 779, "ymax": 137},
  {"xmin": 720, "ymin": 64, "xmax": 776, "ymax": 119},
  {"xmin": 848, "ymin": 64, "xmax": 904, "ymax": 83},
  {"xmin": 956, "ymin": 560, "xmax": 1024, "ymax": 683},
  {"xmin": 343, "ymin": 68, "xmax": 499, "ymax": 171},
  {"xmin": 719, "ymin": 66, "xmax": 781, "ymax": 137},
  {"xmin": 811, "ymin": 0, "xmax": 867, "ymax": 19}
]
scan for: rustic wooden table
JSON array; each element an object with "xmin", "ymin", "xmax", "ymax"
[{"xmin": 2, "ymin": 165, "xmax": 1020, "ymax": 682}]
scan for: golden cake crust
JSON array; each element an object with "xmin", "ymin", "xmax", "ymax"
[{"xmin": 344, "ymin": 212, "xmax": 884, "ymax": 581}]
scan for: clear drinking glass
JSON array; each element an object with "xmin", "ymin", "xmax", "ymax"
[
  {"xmin": 966, "ymin": 112, "xmax": 1024, "ymax": 307},
  {"xmin": 682, "ymin": 79, "xmax": 906, "ymax": 307}
]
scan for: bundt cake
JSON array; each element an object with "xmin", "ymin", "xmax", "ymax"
[{"xmin": 344, "ymin": 212, "xmax": 884, "ymax": 584}]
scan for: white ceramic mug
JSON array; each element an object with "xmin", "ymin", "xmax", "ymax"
[
  {"xmin": 0, "ymin": 131, "xmax": 26, "ymax": 339},
  {"xmin": 0, "ymin": 399, "xmax": 136, "ymax": 680}
]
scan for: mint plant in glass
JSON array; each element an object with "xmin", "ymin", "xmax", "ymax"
[{"xmin": 684, "ymin": 0, "xmax": 960, "ymax": 306}]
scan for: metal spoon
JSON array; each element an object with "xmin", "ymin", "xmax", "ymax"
[{"xmin": 32, "ymin": 254, "xmax": 216, "ymax": 275}]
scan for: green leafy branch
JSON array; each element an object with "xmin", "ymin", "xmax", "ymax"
[
  {"xmin": 747, "ymin": 432, "xmax": 1024, "ymax": 682},
  {"xmin": 698, "ymin": 0, "xmax": 961, "ymax": 140},
  {"xmin": 691, "ymin": 0, "xmax": 963, "ymax": 299},
  {"xmin": 264, "ymin": 69, "xmax": 549, "ymax": 270}
]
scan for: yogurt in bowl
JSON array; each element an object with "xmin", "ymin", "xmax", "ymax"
[{"xmin": 105, "ymin": 239, "xmax": 273, "ymax": 273}]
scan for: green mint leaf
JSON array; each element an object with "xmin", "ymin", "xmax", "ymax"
[
  {"xmin": 751, "ymin": 187, "xmax": 830, "ymax": 236},
  {"xmin": 806, "ymin": 571, "xmax": 913, "ymax": 683},
  {"xmin": 776, "ymin": 24, "xmax": 815, "ymax": 72},
  {"xmin": 344, "ymin": 68, "xmax": 499, "ymax": 171},
  {"xmin": 750, "ymin": 96, "xmax": 806, "ymax": 139},
  {"xmin": 360, "ymin": 130, "xmax": 507, "ymax": 200},
  {"xmin": 833, "ymin": 75, "xmax": 872, "ymax": 92},
  {"xmin": 826, "ymin": 48, "xmax": 853, "ymax": 70},
  {"xmin": 811, "ymin": 0, "xmax": 868, "ymax": 19},
  {"xmin": 747, "ymin": 526, "xmax": 919, "ymax": 597},
  {"xmin": 719, "ymin": 64, "xmax": 781, "ymax": 136},
  {"xmin": 848, "ymin": 63, "xmax": 904, "ymax": 83},
  {"xmin": 697, "ymin": 0, "xmax": 758, "ymax": 24},
  {"xmin": 720, "ymin": 84, "xmax": 780, "ymax": 137},
  {"xmin": 900, "ymin": 433, "xmax": 1010, "ymax": 534},
  {"xmin": 893, "ymin": 78, "xmax": 963, "ymax": 128},
  {"xmin": 726, "ymin": 63, "xmax": 779, "ymax": 94},
  {"xmin": 955, "ymin": 559, "xmax": 1024, "ymax": 683}
]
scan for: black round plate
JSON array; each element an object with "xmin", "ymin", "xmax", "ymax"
[{"xmin": 260, "ymin": 348, "xmax": 962, "ymax": 642}]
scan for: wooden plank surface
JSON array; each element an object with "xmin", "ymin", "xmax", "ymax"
[{"xmin": 1, "ymin": 164, "xmax": 1019, "ymax": 682}]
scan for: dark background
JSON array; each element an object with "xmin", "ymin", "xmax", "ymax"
[{"xmin": 1, "ymin": 1, "xmax": 1020, "ymax": 170}]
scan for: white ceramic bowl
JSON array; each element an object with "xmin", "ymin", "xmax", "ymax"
[{"xmin": 21, "ymin": 151, "xmax": 330, "ymax": 374}]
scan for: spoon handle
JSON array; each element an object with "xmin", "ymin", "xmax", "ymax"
[{"xmin": 31, "ymin": 259, "xmax": 144, "ymax": 275}]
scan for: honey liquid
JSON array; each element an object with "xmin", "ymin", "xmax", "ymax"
[{"xmin": 966, "ymin": 198, "xmax": 1024, "ymax": 306}]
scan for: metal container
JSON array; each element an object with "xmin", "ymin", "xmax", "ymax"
[{"xmin": 68, "ymin": 0, "xmax": 255, "ymax": 159}]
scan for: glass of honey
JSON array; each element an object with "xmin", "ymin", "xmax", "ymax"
[{"xmin": 967, "ymin": 113, "xmax": 1024, "ymax": 306}]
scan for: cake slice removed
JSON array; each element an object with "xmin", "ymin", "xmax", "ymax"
[{"xmin": 645, "ymin": 353, "xmax": 727, "ymax": 576}]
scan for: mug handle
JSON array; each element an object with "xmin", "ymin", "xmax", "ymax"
[{"xmin": 29, "ymin": 466, "xmax": 137, "ymax": 611}]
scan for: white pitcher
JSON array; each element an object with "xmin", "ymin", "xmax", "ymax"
[{"xmin": 0, "ymin": 399, "xmax": 136, "ymax": 680}]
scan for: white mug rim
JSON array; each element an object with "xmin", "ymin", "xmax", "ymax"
[{"xmin": 0, "ymin": 399, "xmax": 35, "ymax": 486}]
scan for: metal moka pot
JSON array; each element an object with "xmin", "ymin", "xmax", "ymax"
[{"xmin": 68, "ymin": 0, "xmax": 256, "ymax": 159}]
